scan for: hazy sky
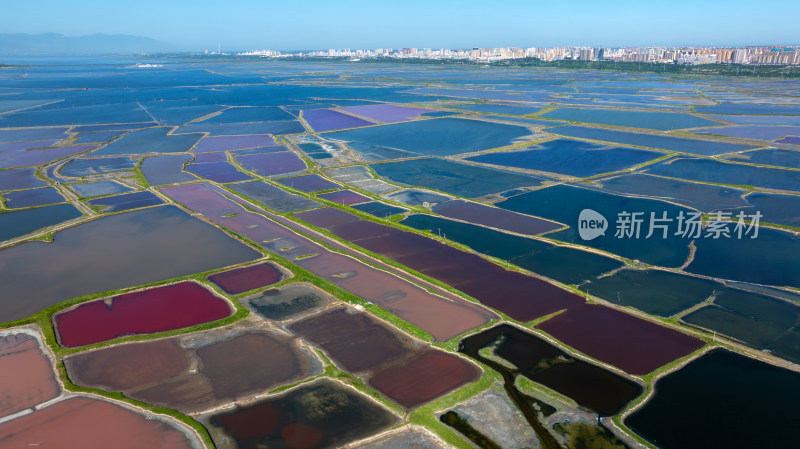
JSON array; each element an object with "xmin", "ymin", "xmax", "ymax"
[{"xmin": 2, "ymin": 0, "xmax": 798, "ymax": 50}]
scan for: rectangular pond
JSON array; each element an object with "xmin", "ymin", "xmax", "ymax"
[
  {"xmin": 194, "ymin": 134, "xmax": 276, "ymax": 152},
  {"xmin": 400, "ymin": 214, "xmax": 622, "ymax": 286},
  {"xmin": 4, "ymin": 186, "xmax": 64, "ymax": 208},
  {"xmin": 537, "ymin": 303, "xmax": 705, "ymax": 375},
  {"xmin": 140, "ymin": 155, "xmax": 198, "ymax": 185},
  {"xmin": 207, "ymin": 378, "xmax": 399, "ymax": 449},
  {"xmin": 236, "ymin": 151, "xmax": 307, "ymax": 177},
  {"xmin": 276, "ymin": 174, "xmax": 339, "ymax": 192},
  {"xmin": 644, "ymin": 156, "xmax": 800, "ymax": 192},
  {"xmin": 89, "ymin": 127, "xmax": 202, "ymax": 156},
  {"xmin": 466, "ymin": 138, "xmax": 662, "ymax": 177},
  {"xmin": 371, "ymin": 158, "xmax": 546, "ymax": 198},
  {"xmin": 54, "ymin": 281, "xmax": 233, "ymax": 347},
  {"xmin": 540, "ymin": 108, "xmax": 717, "ymax": 130},
  {"xmin": 186, "ymin": 161, "xmax": 253, "ymax": 183},
  {"xmin": 339, "ymin": 103, "xmax": 434, "ymax": 123},
  {"xmin": 66, "ymin": 328, "xmax": 318, "ymax": 414},
  {"xmin": 0, "ymin": 203, "xmax": 82, "ymax": 242},
  {"xmin": 229, "ymin": 180, "xmax": 321, "ymax": 212},
  {"xmin": 432, "ymin": 199, "xmax": 560, "ymax": 235},
  {"xmin": 207, "ymin": 261, "xmax": 285, "ymax": 295},
  {"xmin": 0, "ymin": 168, "xmax": 47, "ymax": 190},
  {"xmin": 326, "ymin": 117, "xmax": 534, "ymax": 157},
  {"xmin": 497, "ymin": 185, "xmax": 694, "ymax": 267},
  {"xmin": 547, "ymin": 125, "xmax": 758, "ymax": 155},
  {"xmin": 303, "ymin": 108, "xmax": 374, "ymax": 132},
  {"xmin": 87, "ymin": 191, "xmax": 164, "ymax": 212},
  {"xmin": 625, "ymin": 349, "xmax": 800, "ymax": 449},
  {"xmin": 682, "ymin": 288, "xmax": 800, "ymax": 364},
  {"xmin": 69, "ymin": 180, "xmax": 134, "ymax": 198},
  {"xmin": 244, "ymin": 282, "xmax": 332, "ymax": 321},
  {"xmin": 580, "ymin": 269, "xmax": 722, "ymax": 317}
]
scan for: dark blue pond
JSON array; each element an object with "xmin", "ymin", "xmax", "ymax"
[
  {"xmin": 401, "ymin": 214, "xmax": 623, "ymax": 285},
  {"xmin": 186, "ymin": 162, "xmax": 253, "ymax": 183},
  {"xmin": 726, "ymin": 149, "xmax": 800, "ymax": 169},
  {"xmin": 198, "ymin": 106, "xmax": 296, "ymax": 124},
  {"xmin": 68, "ymin": 180, "xmax": 134, "ymax": 198},
  {"xmin": 547, "ymin": 125, "xmax": 758, "ymax": 155},
  {"xmin": 0, "ymin": 103, "xmax": 155, "ymax": 127},
  {"xmin": 687, "ymin": 227, "xmax": 800, "ymax": 287},
  {"xmin": 60, "ymin": 157, "xmax": 137, "ymax": 177},
  {"xmin": 467, "ymin": 139, "xmax": 661, "ymax": 177},
  {"xmin": 327, "ymin": 117, "xmax": 533, "ymax": 157},
  {"xmin": 540, "ymin": 108, "xmax": 717, "ymax": 130},
  {"xmin": 497, "ymin": 185, "xmax": 694, "ymax": 267},
  {"xmin": 745, "ymin": 192, "xmax": 800, "ymax": 227},
  {"xmin": 580, "ymin": 269, "xmax": 722, "ymax": 317},
  {"xmin": 696, "ymin": 103, "xmax": 800, "ymax": 115},
  {"xmin": 626, "ymin": 349, "xmax": 800, "ymax": 449},
  {"xmin": 371, "ymin": 158, "xmax": 546, "ymax": 198},
  {"xmin": 598, "ymin": 174, "xmax": 749, "ymax": 212},
  {"xmin": 449, "ymin": 103, "xmax": 544, "ymax": 116},
  {"xmin": 0, "ymin": 203, "xmax": 82, "ymax": 241},
  {"xmin": 180, "ymin": 120, "xmax": 306, "ymax": 136},
  {"xmin": 351, "ymin": 201, "xmax": 407, "ymax": 218},
  {"xmin": 72, "ymin": 131, "xmax": 124, "ymax": 144},
  {"xmin": 644, "ymin": 157, "xmax": 800, "ymax": 192},
  {"xmin": 682, "ymin": 288, "xmax": 800, "ymax": 364},
  {"xmin": 88, "ymin": 191, "xmax": 164, "ymax": 212},
  {"xmin": 4, "ymin": 187, "xmax": 65, "ymax": 208},
  {"xmin": 0, "ymin": 168, "xmax": 47, "ymax": 190},
  {"xmin": 0, "ymin": 127, "xmax": 70, "ymax": 142},
  {"xmin": 90, "ymin": 127, "xmax": 203, "ymax": 156}
]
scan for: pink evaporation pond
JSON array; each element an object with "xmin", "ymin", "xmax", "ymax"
[
  {"xmin": 54, "ymin": 282, "xmax": 232, "ymax": 347},
  {"xmin": 195, "ymin": 134, "xmax": 275, "ymax": 152},
  {"xmin": 207, "ymin": 262, "xmax": 284, "ymax": 295},
  {"xmin": 318, "ymin": 190, "xmax": 370, "ymax": 205}
]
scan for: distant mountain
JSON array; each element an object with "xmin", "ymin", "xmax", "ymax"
[{"xmin": 0, "ymin": 33, "xmax": 172, "ymax": 55}]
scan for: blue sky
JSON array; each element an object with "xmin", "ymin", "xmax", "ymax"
[{"xmin": 2, "ymin": 0, "xmax": 798, "ymax": 50}]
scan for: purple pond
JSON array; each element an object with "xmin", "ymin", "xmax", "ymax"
[
  {"xmin": 339, "ymin": 104, "xmax": 435, "ymax": 123},
  {"xmin": 302, "ymin": 109, "xmax": 373, "ymax": 132},
  {"xmin": 236, "ymin": 152, "xmax": 307, "ymax": 177},
  {"xmin": 194, "ymin": 134, "xmax": 275, "ymax": 152}
]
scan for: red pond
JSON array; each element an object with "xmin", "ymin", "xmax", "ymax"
[
  {"xmin": 54, "ymin": 282, "xmax": 232, "ymax": 347},
  {"xmin": 207, "ymin": 261, "xmax": 284, "ymax": 294}
]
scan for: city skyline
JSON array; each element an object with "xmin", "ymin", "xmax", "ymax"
[{"xmin": 2, "ymin": 0, "xmax": 799, "ymax": 51}]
